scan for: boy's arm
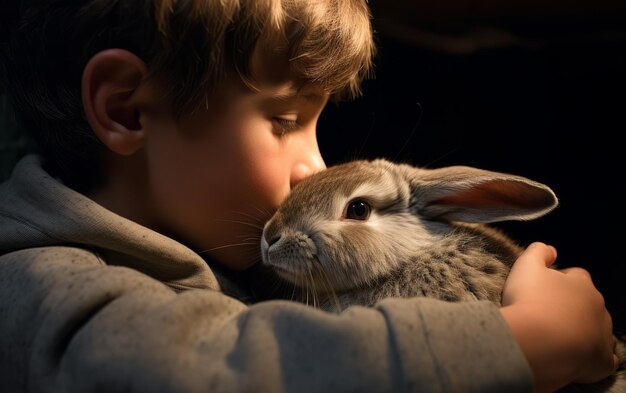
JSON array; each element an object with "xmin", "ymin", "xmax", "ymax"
[{"xmin": 0, "ymin": 246, "xmax": 533, "ymax": 393}]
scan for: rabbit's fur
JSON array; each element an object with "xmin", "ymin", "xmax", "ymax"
[{"xmin": 256, "ymin": 158, "xmax": 625, "ymax": 393}]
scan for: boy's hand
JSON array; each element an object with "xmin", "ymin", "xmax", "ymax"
[{"xmin": 500, "ymin": 242, "xmax": 619, "ymax": 393}]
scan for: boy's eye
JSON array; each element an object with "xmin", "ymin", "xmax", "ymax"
[
  {"xmin": 344, "ymin": 200, "xmax": 371, "ymax": 221},
  {"xmin": 273, "ymin": 117, "xmax": 299, "ymax": 135}
]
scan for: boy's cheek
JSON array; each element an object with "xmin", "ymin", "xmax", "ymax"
[{"xmin": 228, "ymin": 141, "xmax": 291, "ymax": 207}]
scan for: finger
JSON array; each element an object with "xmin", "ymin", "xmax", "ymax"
[
  {"xmin": 560, "ymin": 267, "xmax": 592, "ymax": 281},
  {"xmin": 514, "ymin": 242, "xmax": 558, "ymax": 269},
  {"xmin": 578, "ymin": 352, "xmax": 621, "ymax": 384},
  {"xmin": 609, "ymin": 334, "xmax": 620, "ymax": 373}
]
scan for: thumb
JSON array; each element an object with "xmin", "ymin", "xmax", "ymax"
[{"xmin": 502, "ymin": 242, "xmax": 558, "ymax": 306}]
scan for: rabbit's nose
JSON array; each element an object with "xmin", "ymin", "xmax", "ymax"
[{"xmin": 267, "ymin": 234, "xmax": 282, "ymax": 247}]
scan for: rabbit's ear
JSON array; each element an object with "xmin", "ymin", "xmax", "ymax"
[{"xmin": 401, "ymin": 164, "xmax": 558, "ymax": 223}]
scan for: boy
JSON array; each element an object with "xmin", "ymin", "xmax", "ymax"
[{"xmin": 0, "ymin": 1, "xmax": 617, "ymax": 392}]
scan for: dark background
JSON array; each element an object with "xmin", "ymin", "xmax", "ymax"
[{"xmin": 318, "ymin": 2, "xmax": 626, "ymax": 332}]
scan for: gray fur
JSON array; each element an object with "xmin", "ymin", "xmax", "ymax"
[{"xmin": 258, "ymin": 158, "xmax": 624, "ymax": 393}]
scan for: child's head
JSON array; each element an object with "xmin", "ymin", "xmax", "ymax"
[
  {"xmin": 2, "ymin": 0, "xmax": 374, "ymax": 189},
  {"xmin": 1, "ymin": 0, "xmax": 375, "ymax": 269}
]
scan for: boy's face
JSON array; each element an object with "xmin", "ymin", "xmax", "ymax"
[{"xmin": 139, "ymin": 62, "xmax": 328, "ymax": 270}]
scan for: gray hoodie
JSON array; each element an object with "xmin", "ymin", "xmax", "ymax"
[{"xmin": 0, "ymin": 154, "xmax": 533, "ymax": 393}]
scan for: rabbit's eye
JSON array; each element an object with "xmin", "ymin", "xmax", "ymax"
[{"xmin": 345, "ymin": 200, "xmax": 371, "ymax": 220}]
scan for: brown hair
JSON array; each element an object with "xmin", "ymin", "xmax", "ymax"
[{"xmin": 1, "ymin": 0, "xmax": 375, "ymax": 192}]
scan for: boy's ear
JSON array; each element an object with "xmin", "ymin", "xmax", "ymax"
[{"xmin": 82, "ymin": 49, "xmax": 149, "ymax": 156}]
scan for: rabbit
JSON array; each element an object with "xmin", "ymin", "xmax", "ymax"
[{"xmin": 252, "ymin": 158, "xmax": 625, "ymax": 393}]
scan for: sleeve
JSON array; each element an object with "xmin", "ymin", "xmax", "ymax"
[{"xmin": 0, "ymin": 246, "xmax": 534, "ymax": 393}]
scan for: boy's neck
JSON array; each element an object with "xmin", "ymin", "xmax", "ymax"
[{"xmin": 86, "ymin": 152, "xmax": 159, "ymax": 232}]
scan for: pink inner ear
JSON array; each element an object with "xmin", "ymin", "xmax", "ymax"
[{"xmin": 434, "ymin": 181, "xmax": 544, "ymax": 209}]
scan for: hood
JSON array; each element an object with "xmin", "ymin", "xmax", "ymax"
[{"xmin": 0, "ymin": 154, "xmax": 220, "ymax": 291}]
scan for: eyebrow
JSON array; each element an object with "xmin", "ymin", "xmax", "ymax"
[{"xmin": 267, "ymin": 88, "xmax": 326, "ymax": 104}]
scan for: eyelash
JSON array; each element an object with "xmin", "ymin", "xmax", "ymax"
[{"xmin": 273, "ymin": 118, "xmax": 299, "ymax": 136}]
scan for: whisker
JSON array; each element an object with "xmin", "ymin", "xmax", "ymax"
[
  {"xmin": 296, "ymin": 266, "xmax": 309, "ymax": 306},
  {"xmin": 275, "ymin": 274, "xmax": 291, "ymax": 301},
  {"xmin": 302, "ymin": 267, "xmax": 309, "ymax": 307},
  {"xmin": 231, "ymin": 210, "xmax": 266, "ymax": 224},
  {"xmin": 235, "ymin": 236, "xmax": 262, "ymax": 242},
  {"xmin": 318, "ymin": 264, "xmax": 342, "ymax": 313},
  {"xmin": 213, "ymin": 218, "xmax": 264, "ymax": 230},
  {"xmin": 315, "ymin": 261, "xmax": 333, "ymax": 309},
  {"xmin": 307, "ymin": 269, "xmax": 314, "ymax": 308},
  {"xmin": 197, "ymin": 242, "xmax": 258, "ymax": 253},
  {"xmin": 392, "ymin": 102, "xmax": 423, "ymax": 163},
  {"xmin": 290, "ymin": 274, "xmax": 299, "ymax": 303},
  {"xmin": 252, "ymin": 205, "xmax": 271, "ymax": 217},
  {"xmin": 355, "ymin": 111, "xmax": 376, "ymax": 160},
  {"xmin": 421, "ymin": 146, "xmax": 462, "ymax": 169},
  {"xmin": 308, "ymin": 268, "xmax": 319, "ymax": 309},
  {"xmin": 238, "ymin": 248, "xmax": 263, "ymax": 259},
  {"xmin": 231, "ymin": 229, "xmax": 263, "ymax": 240}
]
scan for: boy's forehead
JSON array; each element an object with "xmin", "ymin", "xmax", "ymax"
[{"xmin": 247, "ymin": 42, "xmax": 326, "ymax": 99}]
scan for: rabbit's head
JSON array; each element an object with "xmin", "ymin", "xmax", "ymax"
[{"xmin": 261, "ymin": 159, "xmax": 558, "ymax": 292}]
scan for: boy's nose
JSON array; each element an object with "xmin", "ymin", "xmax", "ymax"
[{"xmin": 290, "ymin": 152, "xmax": 325, "ymax": 189}]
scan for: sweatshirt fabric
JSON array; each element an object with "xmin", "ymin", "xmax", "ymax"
[{"xmin": 0, "ymin": 154, "xmax": 534, "ymax": 393}]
